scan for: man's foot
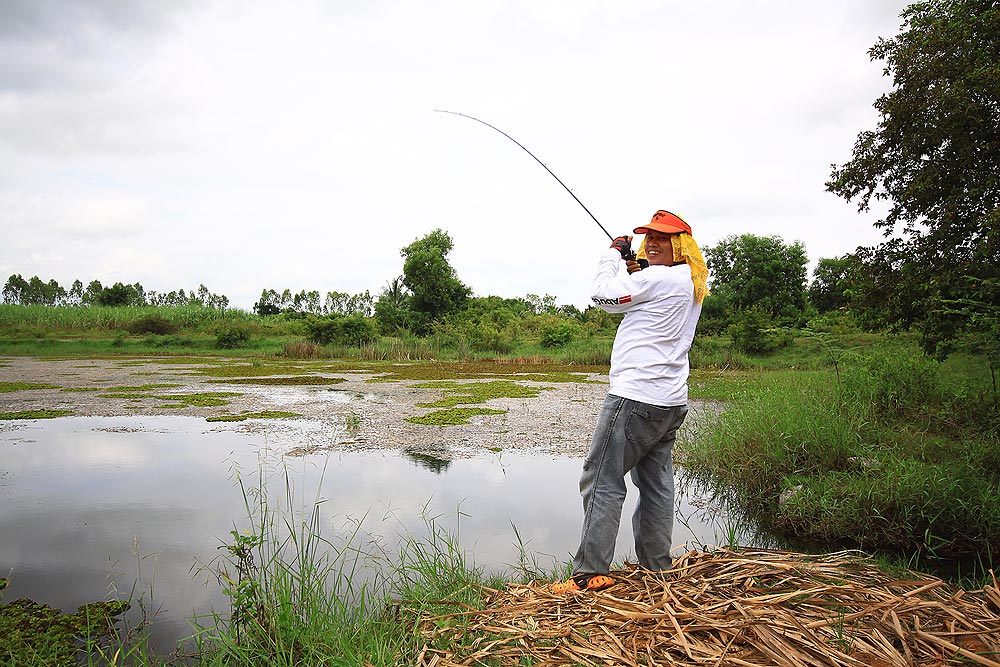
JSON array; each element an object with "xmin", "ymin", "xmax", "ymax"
[{"xmin": 550, "ymin": 574, "xmax": 615, "ymax": 593}]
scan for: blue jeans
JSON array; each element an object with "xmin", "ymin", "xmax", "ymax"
[{"xmin": 573, "ymin": 394, "xmax": 688, "ymax": 576}]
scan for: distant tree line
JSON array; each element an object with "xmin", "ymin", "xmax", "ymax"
[
  {"xmin": 2, "ymin": 275, "xmax": 229, "ymax": 309},
  {"xmin": 252, "ymin": 288, "xmax": 375, "ymax": 317}
]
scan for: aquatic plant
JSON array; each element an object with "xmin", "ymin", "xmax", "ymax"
[{"xmin": 0, "ymin": 597, "xmax": 128, "ymax": 667}]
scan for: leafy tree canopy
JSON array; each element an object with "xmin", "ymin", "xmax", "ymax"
[
  {"xmin": 809, "ymin": 255, "xmax": 856, "ymax": 314},
  {"xmin": 827, "ymin": 0, "xmax": 1000, "ymax": 356},
  {"xmin": 400, "ymin": 229, "xmax": 471, "ymax": 326},
  {"xmin": 703, "ymin": 234, "xmax": 809, "ymax": 325}
]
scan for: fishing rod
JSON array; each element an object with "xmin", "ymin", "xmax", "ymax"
[{"xmin": 434, "ymin": 109, "xmax": 615, "ymax": 242}]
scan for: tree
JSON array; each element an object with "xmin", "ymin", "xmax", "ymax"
[
  {"xmin": 373, "ymin": 277, "xmax": 415, "ymax": 334},
  {"xmin": 324, "ymin": 290, "xmax": 374, "ymax": 316},
  {"xmin": 97, "ymin": 282, "xmax": 142, "ymax": 307},
  {"xmin": 0, "ymin": 274, "xmax": 64, "ymax": 305},
  {"xmin": 809, "ymin": 255, "xmax": 856, "ymax": 313},
  {"xmin": 82, "ymin": 280, "xmax": 104, "ymax": 306},
  {"xmin": 3, "ymin": 274, "xmax": 28, "ymax": 304},
  {"xmin": 67, "ymin": 280, "xmax": 84, "ymax": 306},
  {"xmin": 703, "ymin": 234, "xmax": 809, "ymax": 326},
  {"xmin": 254, "ymin": 289, "xmax": 284, "ymax": 315},
  {"xmin": 826, "ymin": 0, "xmax": 1000, "ymax": 356},
  {"xmin": 525, "ymin": 294, "xmax": 558, "ymax": 315},
  {"xmin": 400, "ymin": 229, "xmax": 471, "ymax": 329}
]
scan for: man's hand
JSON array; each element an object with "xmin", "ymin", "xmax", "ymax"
[
  {"xmin": 626, "ymin": 259, "xmax": 643, "ymax": 274},
  {"xmin": 610, "ymin": 235, "xmax": 633, "ymax": 259}
]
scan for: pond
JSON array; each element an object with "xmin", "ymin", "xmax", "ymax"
[{"xmin": 0, "ymin": 415, "xmax": 763, "ymax": 654}]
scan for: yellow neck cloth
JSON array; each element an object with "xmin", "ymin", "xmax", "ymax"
[{"xmin": 636, "ymin": 233, "xmax": 710, "ymax": 304}]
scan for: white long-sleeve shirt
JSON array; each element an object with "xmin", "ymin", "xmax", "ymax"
[{"xmin": 591, "ymin": 248, "xmax": 702, "ymax": 407}]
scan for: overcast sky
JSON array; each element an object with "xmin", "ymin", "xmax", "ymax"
[{"xmin": 1, "ymin": 0, "xmax": 909, "ymax": 310}]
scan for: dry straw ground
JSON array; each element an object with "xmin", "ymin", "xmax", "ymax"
[{"xmin": 411, "ymin": 548, "xmax": 1000, "ymax": 667}]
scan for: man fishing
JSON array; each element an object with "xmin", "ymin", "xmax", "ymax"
[{"xmin": 553, "ymin": 209, "xmax": 708, "ymax": 593}]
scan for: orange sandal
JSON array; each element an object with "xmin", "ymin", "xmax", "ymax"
[{"xmin": 551, "ymin": 574, "xmax": 616, "ymax": 593}]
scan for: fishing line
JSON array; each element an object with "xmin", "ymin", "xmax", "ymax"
[{"xmin": 434, "ymin": 109, "xmax": 614, "ymax": 241}]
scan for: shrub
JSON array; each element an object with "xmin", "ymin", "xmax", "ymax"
[
  {"xmin": 215, "ymin": 325, "xmax": 251, "ymax": 349},
  {"xmin": 540, "ymin": 321, "xmax": 577, "ymax": 349},
  {"xmin": 305, "ymin": 314, "xmax": 376, "ymax": 347},
  {"xmin": 729, "ymin": 309, "xmax": 791, "ymax": 355},
  {"xmin": 470, "ymin": 323, "xmax": 514, "ymax": 354},
  {"xmin": 127, "ymin": 315, "xmax": 179, "ymax": 335}
]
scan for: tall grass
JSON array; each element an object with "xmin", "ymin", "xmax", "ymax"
[
  {"xmin": 681, "ymin": 339, "xmax": 1000, "ymax": 580},
  {"xmin": 0, "ymin": 304, "xmax": 258, "ymax": 333},
  {"xmin": 169, "ymin": 458, "xmax": 501, "ymax": 666}
]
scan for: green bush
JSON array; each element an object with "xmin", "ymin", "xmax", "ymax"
[
  {"xmin": 540, "ymin": 321, "xmax": 576, "ymax": 349},
  {"xmin": 305, "ymin": 314, "xmax": 376, "ymax": 347},
  {"xmin": 729, "ymin": 308, "xmax": 791, "ymax": 355},
  {"xmin": 468, "ymin": 321, "xmax": 515, "ymax": 354},
  {"xmin": 215, "ymin": 325, "xmax": 251, "ymax": 349},
  {"xmin": 127, "ymin": 314, "xmax": 179, "ymax": 335}
]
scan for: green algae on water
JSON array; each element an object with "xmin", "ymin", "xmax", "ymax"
[
  {"xmin": 211, "ymin": 375, "xmax": 347, "ymax": 386},
  {"xmin": 406, "ymin": 407, "xmax": 506, "ymax": 426},
  {"xmin": 0, "ymin": 409, "xmax": 73, "ymax": 419},
  {"xmin": 0, "ymin": 382, "xmax": 58, "ymax": 392},
  {"xmin": 412, "ymin": 379, "xmax": 553, "ymax": 409},
  {"xmin": 0, "ymin": 597, "xmax": 129, "ymax": 667},
  {"xmin": 206, "ymin": 410, "xmax": 301, "ymax": 422}
]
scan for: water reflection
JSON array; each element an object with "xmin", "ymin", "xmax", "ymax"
[
  {"xmin": 0, "ymin": 416, "xmax": 756, "ymax": 654},
  {"xmin": 403, "ymin": 448, "xmax": 452, "ymax": 473}
]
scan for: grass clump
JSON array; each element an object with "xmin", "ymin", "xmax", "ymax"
[
  {"xmin": 407, "ymin": 407, "xmax": 506, "ymax": 426},
  {"xmin": 412, "ymin": 379, "xmax": 553, "ymax": 408},
  {"xmin": 206, "ymin": 411, "xmax": 300, "ymax": 422},
  {"xmin": 365, "ymin": 360, "xmax": 602, "ymax": 384},
  {"xmin": 106, "ymin": 383, "xmax": 181, "ymax": 392},
  {"xmin": 0, "ymin": 409, "xmax": 73, "ymax": 419},
  {"xmin": 178, "ymin": 460, "xmax": 503, "ymax": 666}
]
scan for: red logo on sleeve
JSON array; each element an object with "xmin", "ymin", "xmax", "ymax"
[{"xmin": 592, "ymin": 295, "xmax": 633, "ymax": 306}]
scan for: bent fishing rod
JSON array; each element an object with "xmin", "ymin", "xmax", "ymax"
[{"xmin": 434, "ymin": 109, "xmax": 615, "ymax": 242}]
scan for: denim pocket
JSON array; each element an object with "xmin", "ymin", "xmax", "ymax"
[{"xmin": 624, "ymin": 404, "xmax": 670, "ymax": 448}]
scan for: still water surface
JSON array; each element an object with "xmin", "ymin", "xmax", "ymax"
[{"xmin": 1, "ymin": 415, "xmax": 752, "ymax": 653}]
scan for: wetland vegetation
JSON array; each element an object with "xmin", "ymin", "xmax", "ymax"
[{"xmin": 2, "ymin": 273, "xmax": 998, "ymax": 666}]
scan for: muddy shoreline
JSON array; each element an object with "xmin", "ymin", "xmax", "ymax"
[
  {"xmin": 0, "ymin": 356, "xmax": 620, "ymax": 459},
  {"xmin": 0, "ymin": 355, "xmax": 716, "ymax": 460}
]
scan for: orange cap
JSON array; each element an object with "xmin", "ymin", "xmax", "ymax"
[{"xmin": 633, "ymin": 209, "xmax": 692, "ymax": 236}]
